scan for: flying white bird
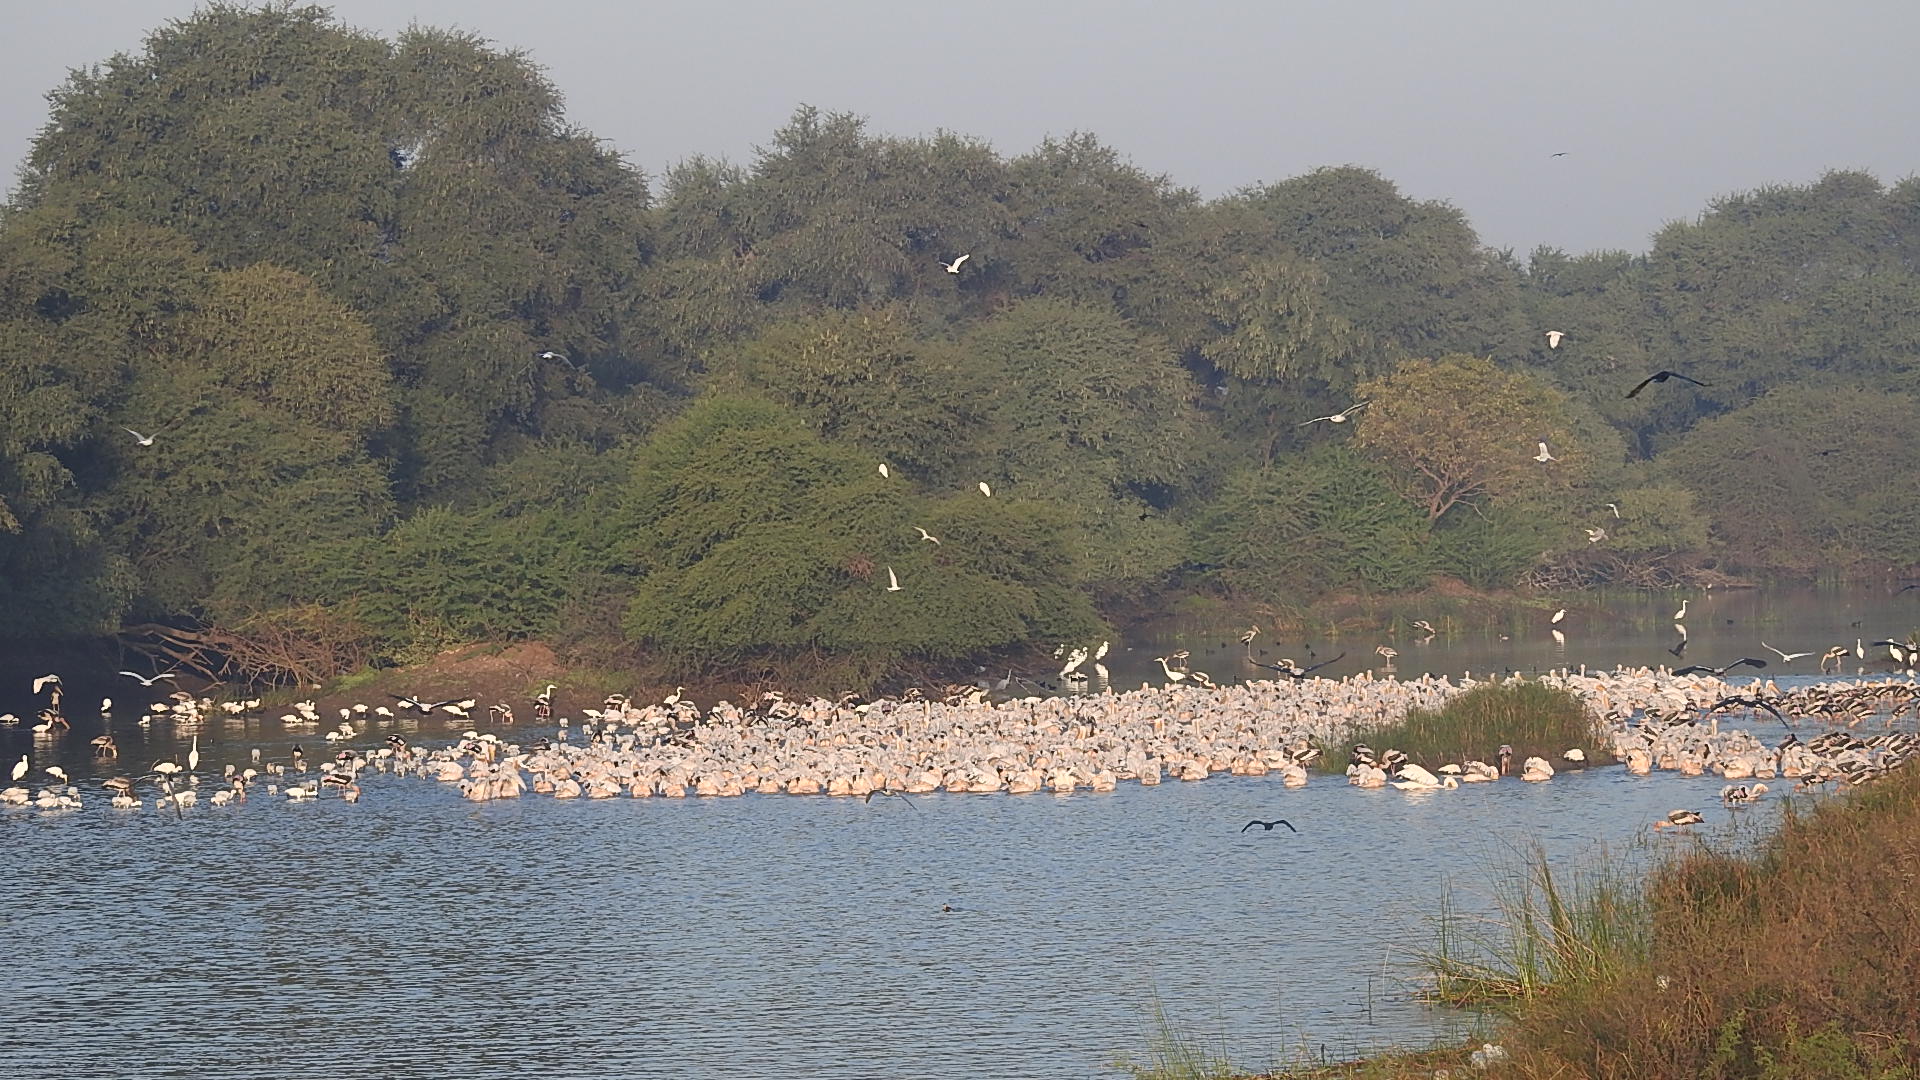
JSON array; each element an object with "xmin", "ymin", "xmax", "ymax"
[
  {"xmin": 537, "ymin": 350, "xmax": 569, "ymax": 362},
  {"xmin": 1299, "ymin": 401, "xmax": 1369, "ymax": 426},
  {"xmin": 885, "ymin": 566, "xmax": 902, "ymax": 593},
  {"xmin": 123, "ymin": 427, "xmax": 156, "ymax": 446},
  {"xmin": 1586, "ymin": 528, "xmax": 1607, "ymax": 544},
  {"xmin": 1605, "ymin": 503, "xmax": 1621, "ymax": 518},
  {"xmin": 977, "ymin": 482, "xmax": 992, "ymax": 497},
  {"xmin": 914, "ymin": 527, "xmax": 940, "ymax": 545},
  {"xmin": 1535, "ymin": 442, "xmax": 1557, "ymax": 463},
  {"xmin": 31, "ymin": 674, "xmax": 61, "ymax": 695},
  {"xmin": 878, "ymin": 463, "xmax": 890, "ymax": 479},
  {"xmin": 1761, "ymin": 641, "xmax": 1814, "ymax": 663},
  {"xmin": 118, "ymin": 671, "xmax": 177, "ymax": 687},
  {"xmin": 943, "ymin": 254, "xmax": 971, "ymax": 274},
  {"xmin": 1545, "ymin": 330, "xmax": 1566, "ymax": 349}
]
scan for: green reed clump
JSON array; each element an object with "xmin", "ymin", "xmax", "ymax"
[
  {"xmin": 1317, "ymin": 680, "xmax": 1610, "ymax": 773},
  {"xmin": 1414, "ymin": 843, "xmax": 1649, "ymax": 1010},
  {"xmin": 1113, "ymin": 1001, "xmax": 1240, "ymax": 1080}
]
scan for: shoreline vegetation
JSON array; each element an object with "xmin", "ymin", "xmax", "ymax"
[
  {"xmin": 1127, "ymin": 763, "xmax": 1920, "ymax": 1080},
  {"xmin": 8, "ymin": 7, "xmax": 1920, "ymax": 695}
]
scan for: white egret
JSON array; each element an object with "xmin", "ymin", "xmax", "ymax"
[
  {"xmin": 885, "ymin": 566, "xmax": 902, "ymax": 593},
  {"xmin": 1550, "ymin": 608, "xmax": 1567, "ymax": 624},
  {"xmin": 123, "ymin": 427, "xmax": 156, "ymax": 446},
  {"xmin": 1299, "ymin": 401, "xmax": 1369, "ymax": 426},
  {"xmin": 117, "ymin": 671, "xmax": 176, "ymax": 687},
  {"xmin": 10, "ymin": 756, "xmax": 25, "ymax": 782},
  {"xmin": 1535, "ymin": 442, "xmax": 1557, "ymax": 462},
  {"xmin": 914, "ymin": 527, "xmax": 940, "ymax": 544},
  {"xmin": 977, "ymin": 481, "xmax": 992, "ymax": 497},
  {"xmin": 1545, "ymin": 330, "xmax": 1565, "ymax": 348},
  {"xmin": 942, "ymin": 254, "xmax": 971, "ymax": 274},
  {"xmin": 878, "ymin": 463, "xmax": 890, "ymax": 479},
  {"xmin": 188, "ymin": 735, "xmax": 200, "ymax": 773}
]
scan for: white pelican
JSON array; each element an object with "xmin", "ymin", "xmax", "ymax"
[
  {"xmin": 123, "ymin": 427, "xmax": 156, "ymax": 446},
  {"xmin": 914, "ymin": 527, "xmax": 940, "ymax": 544},
  {"xmin": 1520, "ymin": 756, "xmax": 1555, "ymax": 782},
  {"xmin": 1545, "ymin": 330, "xmax": 1565, "ymax": 349},
  {"xmin": 942, "ymin": 254, "xmax": 970, "ymax": 274},
  {"xmin": 885, "ymin": 566, "xmax": 902, "ymax": 592},
  {"xmin": 1534, "ymin": 442, "xmax": 1557, "ymax": 463}
]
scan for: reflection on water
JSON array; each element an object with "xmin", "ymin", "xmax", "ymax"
[{"xmin": 0, "ymin": 586, "xmax": 1911, "ymax": 1079}]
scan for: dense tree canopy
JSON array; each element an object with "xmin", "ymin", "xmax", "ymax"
[{"xmin": 5, "ymin": 4, "xmax": 1919, "ymax": 687}]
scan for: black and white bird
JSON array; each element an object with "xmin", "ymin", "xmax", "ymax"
[
  {"xmin": 1299, "ymin": 401, "xmax": 1369, "ymax": 426},
  {"xmin": 1707, "ymin": 696, "xmax": 1787, "ymax": 724},
  {"xmin": 1625, "ymin": 370, "xmax": 1710, "ymax": 399},
  {"xmin": 1652, "ymin": 809, "xmax": 1705, "ymax": 830}
]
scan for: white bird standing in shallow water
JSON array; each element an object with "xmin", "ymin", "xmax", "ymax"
[
  {"xmin": 885, "ymin": 566, "xmax": 902, "ymax": 592},
  {"xmin": 1673, "ymin": 599, "xmax": 1689, "ymax": 622},
  {"xmin": 1535, "ymin": 442, "xmax": 1557, "ymax": 463},
  {"xmin": 10, "ymin": 756, "xmax": 26, "ymax": 782},
  {"xmin": 1551, "ymin": 608, "xmax": 1567, "ymax": 624},
  {"xmin": 188, "ymin": 735, "xmax": 200, "ymax": 774}
]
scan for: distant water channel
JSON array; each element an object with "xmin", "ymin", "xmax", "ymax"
[{"xmin": 1, "ymin": 586, "xmax": 1913, "ymax": 1079}]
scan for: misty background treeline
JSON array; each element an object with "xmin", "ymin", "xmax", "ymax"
[{"xmin": 4, "ymin": 5, "xmax": 1918, "ymax": 684}]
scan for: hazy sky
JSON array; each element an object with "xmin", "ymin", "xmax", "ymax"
[{"xmin": 6, "ymin": 0, "xmax": 1918, "ymax": 255}]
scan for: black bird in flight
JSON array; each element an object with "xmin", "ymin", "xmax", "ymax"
[
  {"xmin": 1249, "ymin": 653, "xmax": 1346, "ymax": 680},
  {"xmin": 1550, "ymin": 151, "xmax": 1570, "ymax": 157},
  {"xmin": 1241, "ymin": 819, "xmax": 1298, "ymax": 833},
  {"xmin": 1896, "ymin": 583, "xmax": 1920, "ymax": 595},
  {"xmin": 1706, "ymin": 696, "xmax": 1787, "ymax": 723},
  {"xmin": 1673, "ymin": 657, "xmax": 1768, "ymax": 678},
  {"xmin": 864, "ymin": 788, "xmax": 917, "ymax": 809},
  {"xmin": 1625, "ymin": 370, "xmax": 1711, "ymax": 398}
]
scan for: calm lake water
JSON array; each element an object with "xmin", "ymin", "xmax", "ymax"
[{"xmin": 2, "ymin": 586, "xmax": 1913, "ymax": 1079}]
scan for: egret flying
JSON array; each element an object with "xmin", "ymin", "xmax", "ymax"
[
  {"xmin": 977, "ymin": 482, "xmax": 992, "ymax": 497},
  {"xmin": 885, "ymin": 566, "xmax": 902, "ymax": 593},
  {"xmin": 914, "ymin": 527, "xmax": 940, "ymax": 544},
  {"xmin": 943, "ymin": 254, "xmax": 971, "ymax": 274},
  {"xmin": 118, "ymin": 671, "xmax": 177, "ymax": 687},
  {"xmin": 1545, "ymin": 330, "xmax": 1566, "ymax": 349},
  {"xmin": 123, "ymin": 428, "xmax": 156, "ymax": 446},
  {"xmin": 878, "ymin": 463, "xmax": 890, "ymax": 479},
  {"xmin": 1761, "ymin": 642, "xmax": 1813, "ymax": 663},
  {"xmin": 1535, "ymin": 442, "xmax": 1557, "ymax": 463},
  {"xmin": 1299, "ymin": 401, "xmax": 1369, "ymax": 426}
]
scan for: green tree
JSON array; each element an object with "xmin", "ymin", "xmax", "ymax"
[{"xmin": 1354, "ymin": 355, "xmax": 1582, "ymax": 522}]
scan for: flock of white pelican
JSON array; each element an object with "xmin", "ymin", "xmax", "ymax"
[{"xmin": 4, "ymin": 663, "xmax": 1917, "ymax": 825}]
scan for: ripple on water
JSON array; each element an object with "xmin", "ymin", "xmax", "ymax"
[{"xmin": 2, "ymin": 756, "xmax": 1808, "ymax": 1080}]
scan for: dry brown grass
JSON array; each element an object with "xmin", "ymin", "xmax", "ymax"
[{"xmin": 1499, "ymin": 768, "xmax": 1920, "ymax": 1079}]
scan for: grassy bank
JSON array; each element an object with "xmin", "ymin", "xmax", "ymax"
[
  {"xmin": 1316, "ymin": 681, "xmax": 1612, "ymax": 774},
  {"xmin": 1127, "ymin": 764, "xmax": 1920, "ymax": 1079}
]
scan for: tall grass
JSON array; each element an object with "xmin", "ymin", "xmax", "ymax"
[
  {"xmin": 1112, "ymin": 1000, "xmax": 1239, "ymax": 1080},
  {"xmin": 1317, "ymin": 681, "xmax": 1611, "ymax": 773},
  {"xmin": 1415, "ymin": 843, "xmax": 1648, "ymax": 1010}
]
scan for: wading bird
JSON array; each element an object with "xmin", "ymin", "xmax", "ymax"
[
  {"xmin": 1551, "ymin": 608, "xmax": 1567, "ymax": 624},
  {"xmin": 1625, "ymin": 370, "xmax": 1710, "ymax": 398},
  {"xmin": 1249, "ymin": 653, "xmax": 1345, "ymax": 680},
  {"xmin": 942, "ymin": 254, "xmax": 970, "ymax": 274},
  {"xmin": 1653, "ymin": 809, "xmax": 1705, "ymax": 831},
  {"xmin": 1299, "ymin": 401, "xmax": 1369, "ymax": 426},
  {"xmin": 1241, "ymin": 819, "xmax": 1297, "ymax": 833},
  {"xmin": 1673, "ymin": 599, "xmax": 1689, "ymax": 622}
]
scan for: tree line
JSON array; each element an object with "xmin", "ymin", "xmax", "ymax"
[{"xmin": 3, "ymin": 4, "xmax": 1917, "ymax": 683}]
